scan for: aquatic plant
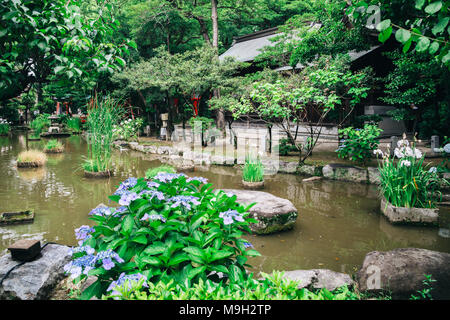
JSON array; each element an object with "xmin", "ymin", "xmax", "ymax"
[
  {"xmin": 145, "ymin": 165, "xmax": 176, "ymax": 179},
  {"xmin": 84, "ymin": 95, "xmax": 123, "ymax": 173},
  {"xmin": 242, "ymin": 157, "xmax": 264, "ymax": 182},
  {"xmin": 376, "ymin": 136, "xmax": 442, "ymax": 208},
  {"xmin": 66, "ymin": 173, "xmax": 260, "ymax": 300},
  {"xmin": 44, "ymin": 139, "xmax": 64, "ymax": 153},
  {"xmin": 17, "ymin": 149, "xmax": 47, "ymax": 167}
]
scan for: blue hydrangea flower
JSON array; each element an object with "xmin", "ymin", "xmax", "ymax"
[
  {"xmin": 64, "ymin": 254, "xmax": 97, "ymax": 279},
  {"xmin": 139, "ymin": 189, "xmax": 165, "ymax": 201},
  {"xmin": 74, "ymin": 225, "xmax": 95, "ymax": 243},
  {"xmin": 118, "ymin": 191, "xmax": 140, "ymax": 206},
  {"xmin": 153, "ymin": 172, "xmax": 186, "ymax": 183},
  {"xmin": 168, "ymin": 195, "xmax": 200, "ymax": 210},
  {"xmin": 147, "ymin": 181, "xmax": 160, "ymax": 189},
  {"xmin": 140, "ymin": 213, "xmax": 166, "ymax": 223},
  {"xmin": 186, "ymin": 176, "xmax": 208, "ymax": 184},
  {"xmin": 95, "ymin": 249, "xmax": 125, "ymax": 270},
  {"xmin": 219, "ymin": 210, "xmax": 245, "ymax": 225},
  {"xmin": 243, "ymin": 242, "xmax": 253, "ymax": 249},
  {"xmin": 114, "ymin": 177, "xmax": 138, "ymax": 195},
  {"xmin": 107, "ymin": 272, "xmax": 148, "ymax": 297},
  {"xmin": 69, "ymin": 245, "xmax": 95, "ymax": 256},
  {"xmin": 114, "ymin": 206, "xmax": 128, "ymax": 215},
  {"xmin": 89, "ymin": 206, "xmax": 113, "ymax": 217}
]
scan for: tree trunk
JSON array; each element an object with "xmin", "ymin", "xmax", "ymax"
[{"xmin": 211, "ymin": 0, "xmax": 219, "ymax": 48}]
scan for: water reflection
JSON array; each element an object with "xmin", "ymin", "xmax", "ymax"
[{"xmin": 0, "ymin": 133, "xmax": 449, "ymax": 275}]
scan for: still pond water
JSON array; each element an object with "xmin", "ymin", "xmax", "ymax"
[{"xmin": 1, "ymin": 133, "xmax": 449, "ymax": 275}]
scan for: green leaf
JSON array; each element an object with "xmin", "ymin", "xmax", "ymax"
[
  {"xmin": 424, "ymin": 1, "xmax": 442, "ymax": 15},
  {"xmin": 54, "ymin": 66, "xmax": 65, "ymax": 74},
  {"xmin": 378, "ymin": 26, "xmax": 393, "ymax": 43},
  {"xmin": 167, "ymin": 253, "xmax": 190, "ymax": 267},
  {"xmin": 121, "ymin": 215, "xmax": 134, "ymax": 236},
  {"xmin": 245, "ymin": 249, "xmax": 262, "ymax": 257},
  {"xmin": 209, "ymin": 250, "xmax": 233, "ymax": 262},
  {"xmin": 415, "ymin": 0, "xmax": 425, "ymax": 10},
  {"xmin": 432, "ymin": 17, "xmax": 449, "ymax": 35},
  {"xmin": 143, "ymin": 242, "xmax": 167, "ymax": 255},
  {"xmin": 395, "ymin": 29, "xmax": 411, "ymax": 44},
  {"xmin": 187, "ymin": 266, "xmax": 206, "ymax": 279},
  {"xmin": 228, "ymin": 265, "xmax": 243, "ymax": 283},
  {"xmin": 429, "ymin": 41, "xmax": 440, "ymax": 54},
  {"xmin": 376, "ymin": 19, "xmax": 391, "ymax": 32},
  {"xmin": 415, "ymin": 37, "xmax": 430, "ymax": 52},
  {"xmin": 131, "ymin": 234, "xmax": 147, "ymax": 245},
  {"xmin": 79, "ymin": 279, "xmax": 103, "ymax": 300}
]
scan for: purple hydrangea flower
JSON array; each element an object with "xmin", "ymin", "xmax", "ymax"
[
  {"xmin": 243, "ymin": 242, "xmax": 253, "ymax": 249},
  {"xmin": 219, "ymin": 210, "xmax": 245, "ymax": 225},
  {"xmin": 168, "ymin": 195, "xmax": 200, "ymax": 211},
  {"xmin": 114, "ymin": 177, "xmax": 138, "ymax": 195},
  {"xmin": 95, "ymin": 249, "xmax": 125, "ymax": 270},
  {"xmin": 69, "ymin": 245, "xmax": 95, "ymax": 256},
  {"xmin": 74, "ymin": 225, "xmax": 95, "ymax": 243},
  {"xmin": 153, "ymin": 172, "xmax": 186, "ymax": 183},
  {"xmin": 107, "ymin": 272, "xmax": 148, "ymax": 297},
  {"xmin": 140, "ymin": 213, "xmax": 166, "ymax": 223},
  {"xmin": 63, "ymin": 254, "xmax": 97, "ymax": 279},
  {"xmin": 89, "ymin": 206, "xmax": 113, "ymax": 217},
  {"xmin": 147, "ymin": 181, "xmax": 160, "ymax": 189},
  {"xmin": 118, "ymin": 191, "xmax": 140, "ymax": 206},
  {"xmin": 186, "ymin": 176, "xmax": 208, "ymax": 184}
]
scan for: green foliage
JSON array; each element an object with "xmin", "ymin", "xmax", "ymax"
[
  {"xmin": 66, "ymin": 118, "xmax": 83, "ymax": 133},
  {"xmin": 348, "ymin": 0, "xmax": 450, "ymax": 67},
  {"xmin": 337, "ymin": 124, "xmax": 382, "ymax": 164},
  {"xmin": 29, "ymin": 114, "xmax": 51, "ymax": 137},
  {"xmin": 85, "ymin": 95, "xmax": 123, "ymax": 172},
  {"xmin": 276, "ymin": 138, "xmax": 298, "ymax": 156},
  {"xmin": 0, "ymin": 118, "xmax": 10, "ymax": 135},
  {"xmin": 145, "ymin": 165, "xmax": 176, "ymax": 179},
  {"xmin": 0, "ymin": 0, "xmax": 134, "ymax": 102},
  {"xmin": 242, "ymin": 157, "xmax": 264, "ymax": 182},
  {"xmin": 66, "ymin": 173, "xmax": 260, "ymax": 300},
  {"xmin": 378, "ymin": 138, "xmax": 442, "ymax": 208},
  {"xmin": 102, "ymin": 270, "xmax": 360, "ymax": 300},
  {"xmin": 410, "ymin": 275, "xmax": 437, "ymax": 300},
  {"xmin": 45, "ymin": 139, "xmax": 63, "ymax": 151}
]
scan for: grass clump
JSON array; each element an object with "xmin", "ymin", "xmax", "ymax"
[
  {"xmin": 44, "ymin": 139, "xmax": 64, "ymax": 153},
  {"xmin": 17, "ymin": 149, "xmax": 47, "ymax": 167},
  {"xmin": 242, "ymin": 157, "xmax": 264, "ymax": 182},
  {"xmin": 145, "ymin": 165, "xmax": 176, "ymax": 179}
]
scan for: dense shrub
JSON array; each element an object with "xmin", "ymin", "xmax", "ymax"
[{"xmin": 65, "ymin": 173, "xmax": 260, "ymax": 300}]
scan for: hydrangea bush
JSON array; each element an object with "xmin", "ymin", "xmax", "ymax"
[
  {"xmin": 375, "ymin": 136, "xmax": 442, "ymax": 208},
  {"xmin": 336, "ymin": 124, "xmax": 382, "ymax": 165},
  {"xmin": 65, "ymin": 172, "xmax": 260, "ymax": 300}
]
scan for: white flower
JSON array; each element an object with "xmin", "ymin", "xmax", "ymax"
[
  {"xmin": 413, "ymin": 148, "xmax": 422, "ymax": 159},
  {"xmin": 444, "ymin": 144, "xmax": 450, "ymax": 154},
  {"xmin": 373, "ymin": 149, "xmax": 384, "ymax": 157},
  {"xmin": 397, "ymin": 139, "xmax": 409, "ymax": 148},
  {"xmin": 400, "ymin": 159, "xmax": 411, "ymax": 167}
]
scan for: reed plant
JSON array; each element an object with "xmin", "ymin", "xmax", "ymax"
[
  {"xmin": 85, "ymin": 95, "xmax": 123, "ymax": 173},
  {"xmin": 376, "ymin": 137, "xmax": 441, "ymax": 208},
  {"xmin": 242, "ymin": 157, "xmax": 264, "ymax": 182}
]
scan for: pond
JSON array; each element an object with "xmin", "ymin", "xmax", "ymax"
[{"xmin": 1, "ymin": 132, "xmax": 449, "ymax": 275}]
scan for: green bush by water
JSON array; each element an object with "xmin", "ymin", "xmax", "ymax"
[{"xmin": 145, "ymin": 165, "xmax": 176, "ymax": 179}]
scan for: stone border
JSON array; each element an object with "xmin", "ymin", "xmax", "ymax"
[
  {"xmin": 84, "ymin": 170, "xmax": 112, "ymax": 179},
  {"xmin": 380, "ymin": 196, "xmax": 439, "ymax": 226},
  {"xmin": 113, "ymin": 141, "xmax": 450, "ymax": 190}
]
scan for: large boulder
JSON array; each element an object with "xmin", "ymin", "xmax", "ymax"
[
  {"xmin": 357, "ymin": 248, "xmax": 450, "ymax": 299},
  {"xmin": 322, "ymin": 163, "xmax": 369, "ymax": 184},
  {"xmin": 221, "ymin": 189, "xmax": 298, "ymax": 235},
  {"xmin": 0, "ymin": 243, "xmax": 71, "ymax": 300},
  {"xmin": 283, "ymin": 269, "xmax": 355, "ymax": 291}
]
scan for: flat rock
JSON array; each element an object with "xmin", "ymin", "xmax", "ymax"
[
  {"xmin": 357, "ymin": 248, "xmax": 450, "ymax": 299},
  {"xmin": 322, "ymin": 164, "xmax": 368, "ymax": 184},
  {"xmin": 221, "ymin": 189, "xmax": 298, "ymax": 235},
  {"xmin": 283, "ymin": 269, "xmax": 355, "ymax": 291},
  {"xmin": 0, "ymin": 244, "xmax": 71, "ymax": 300}
]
